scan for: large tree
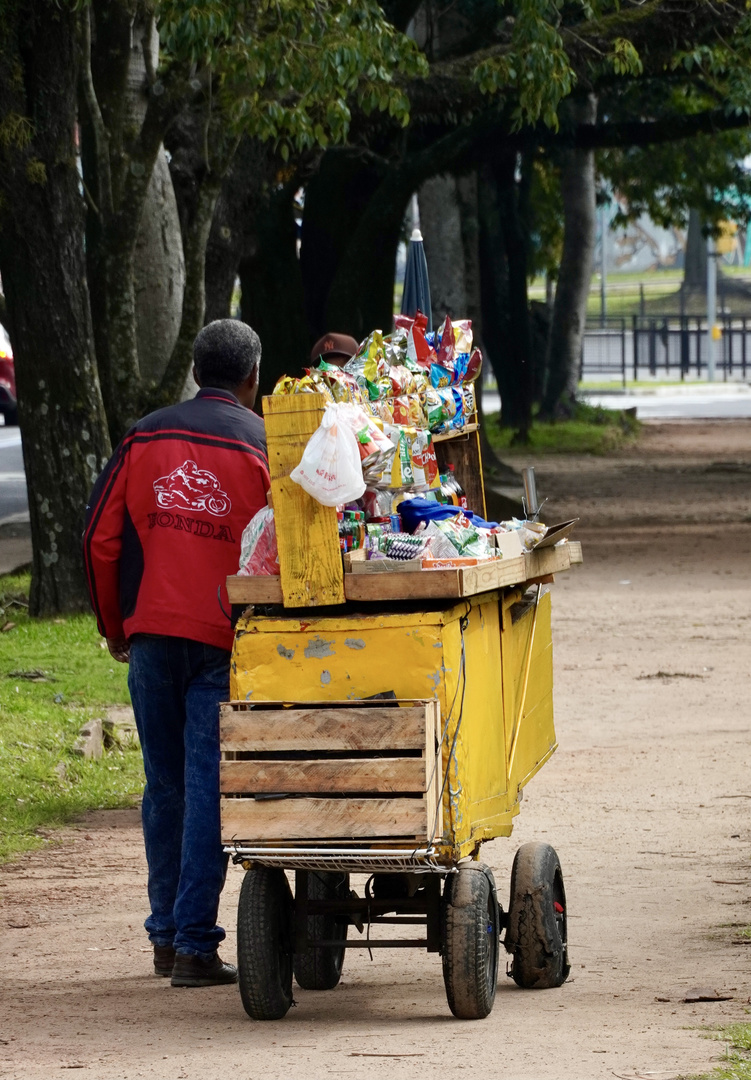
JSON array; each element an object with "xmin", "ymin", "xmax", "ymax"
[
  {"xmin": 0, "ymin": 0, "xmax": 422, "ymax": 614},
  {"xmin": 5, "ymin": 0, "xmax": 751, "ymax": 613}
]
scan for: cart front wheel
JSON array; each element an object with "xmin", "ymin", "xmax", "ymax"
[
  {"xmin": 294, "ymin": 870, "xmax": 349, "ymax": 990},
  {"xmin": 237, "ymin": 865, "xmax": 294, "ymax": 1020},
  {"xmin": 441, "ymin": 864, "xmax": 500, "ymax": 1020},
  {"xmin": 505, "ymin": 841, "xmax": 570, "ymax": 989}
]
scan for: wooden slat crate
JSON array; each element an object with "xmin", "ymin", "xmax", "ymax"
[{"xmin": 220, "ymin": 699, "xmax": 442, "ymax": 844}]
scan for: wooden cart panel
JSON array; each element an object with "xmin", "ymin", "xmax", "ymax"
[{"xmin": 220, "ymin": 699, "xmax": 442, "ymax": 844}]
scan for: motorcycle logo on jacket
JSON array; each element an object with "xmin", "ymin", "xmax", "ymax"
[{"xmin": 153, "ymin": 460, "xmax": 231, "ymax": 517}]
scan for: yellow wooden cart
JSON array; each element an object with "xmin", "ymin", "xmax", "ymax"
[{"xmin": 222, "ymin": 393, "xmax": 582, "ymax": 1021}]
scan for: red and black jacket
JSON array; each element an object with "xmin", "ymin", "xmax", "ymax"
[{"xmin": 84, "ymin": 388, "xmax": 270, "ymax": 652}]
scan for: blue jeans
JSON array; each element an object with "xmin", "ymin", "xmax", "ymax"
[{"xmin": 128, "ymin": 635, "xmax": 230, "ymax": 956}]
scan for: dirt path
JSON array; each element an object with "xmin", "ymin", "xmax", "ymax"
[{"xmin": 2, "ymin": 419, "xmax": 751, "ymax": 1080}]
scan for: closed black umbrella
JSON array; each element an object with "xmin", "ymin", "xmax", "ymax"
[{"xmin": 400, "ymin": 227, "xmax": 432, "ymax": 332}]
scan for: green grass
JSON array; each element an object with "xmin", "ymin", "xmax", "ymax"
[
  {"xmin": 528, "ymin": 268, "xmax": 751, "ymax": 318},
  {"xmin": 688, "ymin": 1024, "xmax": 751, "ymax": 1080},
  {"xmin": 0, "ymin": 572, "xmax": 143, "ymax": 862},
  {"xmin": 484, "ymin": 401, "xmax": 641, "ymax": 455}
]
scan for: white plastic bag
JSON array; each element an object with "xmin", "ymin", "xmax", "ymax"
[{"xmin": 290, "ymin": 403, "xmax": 366, "ymax": 506}]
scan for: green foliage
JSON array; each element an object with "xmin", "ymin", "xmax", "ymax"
[
  {"xmin": 485, "ymin": 400, "xmax": 640, "ymax": 454},
  {"xmin": 529, "ymin": 152, "xmax": 563, "ymax": 277},
  {"xmin": 610, "ymin": 37, "xmax": 642, "ymax": 77},
  {"xmin": 673, "ymin": 14, "xmax": 751, "ymax": 119},
  {"xmin": 0, "ymin": 573, "xmax": 142, "ymax": 863},
  {"xmin": 599, "ymin": 127, "xmax": 751, "ymax": 232},
  {"xmin": 157, "ymin": 0, "xmax": 427, "ymax": 156},
  {"xmin": 474, "ymin": 0, "xmax": 578, "ymax": 129}
]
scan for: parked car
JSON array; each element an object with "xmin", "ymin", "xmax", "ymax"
[{"xmin": 0, "ymin": 323, "xmax": 17, "ymax": 426}]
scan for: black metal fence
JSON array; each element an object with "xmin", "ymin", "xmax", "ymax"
[{"xmin": 581, "ymin": 315, "xmax": 751, "ymax": 383}]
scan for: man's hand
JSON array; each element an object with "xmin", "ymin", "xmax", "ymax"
[{"xmin": 107, "ymin": 637, "xmax": 130, "ymax": 664}]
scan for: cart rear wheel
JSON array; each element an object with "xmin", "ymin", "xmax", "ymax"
[
  {"xmin": 505, "ymin": 842, "xmax": 570, "ymax": 989},
  {"xmin": 441, "ymin": 864, "xmax": 500, "ymax": 1020},
  {"xmin": 237, "ymin": 865, "xmax": 294, "ymax": 1020},
  {"xmin": 294, "ymin": 870, "xmax": 349, "ymax": 990}
]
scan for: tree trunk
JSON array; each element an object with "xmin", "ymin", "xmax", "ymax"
[
  {"xmin": 240, "ymin": 181, "xmax": 310, "ymax": 396},
  {"xmin": 134, "ymin": 151, "xmax": 186, "ymax": 387},
  {"xmin": 683, "ymin": 208, "xmax": 707, "ymax": 291},
  {"xmin": 153, "ymin": 176, "xmax": 223, "ymax": 409},
  {"xmin": 128, "ymin": 18, "xmax": 186, "ymax": 389},
  {"xmin": 0, "ymin": 1, "xmax": 111, "ymax": 615},
  {"xmin": 477, "ymin": 162, "xmax": 511, "ymax": 423},
  {"xmin": 477, "ymin": 150, "xmax": 535, "ymax": 434},
  {"xmin": 542, "ymin": 94, "xmax": 598, "ymax": 417},
  {"xmin": 300, "ymin": 150, "xmax": 384, "ymax": 342},
  {"xmin": 418, "ymin": 174, "xmax": 468, "ymax": 324},
  {"xmin": 498, "ymin": 150, "xmax": 534, "ymax": 439},
  {"xmin": 203, "ymin": 138, "xmax": 283, "ymax": 325}
]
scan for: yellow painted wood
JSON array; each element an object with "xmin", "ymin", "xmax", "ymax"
[
  {"xmin": 501, "ymin": 588, "xmax": 556, "ymax": 796},
  {"xmin": 228, "ymin": 585, "xmax": 556, "ymax": 862},
  {"xmin": 262, "ymin": 393, "xmax": 345, "ymax": 607}
]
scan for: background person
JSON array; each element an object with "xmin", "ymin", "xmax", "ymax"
[
  {"xmin": 83, "ymin": 320, "xmax": 270, "ymax": 987},
  {"xmin": 309, "ymin": 331, "xmax": 359, "ymax": 368}
]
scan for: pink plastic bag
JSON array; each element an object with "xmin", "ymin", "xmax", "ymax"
[{"xmin": 238, "ymin": 507, "xmax": 279, "ymax": 576}]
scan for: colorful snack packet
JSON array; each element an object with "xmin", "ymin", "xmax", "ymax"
[
  {"xmin": 436, "ymin": 315, "xmax": 455, "ymax": 369},
  {"xmin": 407, "ymin": 324, "xmax": 433, "ymax": 370},
  {"xmin": 391, "ymin": 395, "xmax": 412, "ymax": 425},
  {"xmin": 464, "ymin": 347, "xmax": 483, "ymax": 383},
  {"xmin": 430, "ymin": 363, "xmax": 452, "ymax": 389},
  {"xmin": 424, "ymin": 386, "xmax": 457, "ymax": 430},
  {"xmin": 410, "ymin": 429, "xmax": 439, "ymax": 489},
  {"xmin": 453, "ymin": 320, "xmax": 473, "ymax": 355},
  {"xmin": 272, "ymin": 375, "xmax": 296, "ymax": 395}
]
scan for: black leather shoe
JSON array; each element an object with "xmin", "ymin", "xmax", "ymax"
[
  {"xmin": 171, "ymin": 951, "xmax": 238, "ymax": 988},
  {"xmin": 153, "ymin": 944, "xmax": 176, "ymax": 977}
]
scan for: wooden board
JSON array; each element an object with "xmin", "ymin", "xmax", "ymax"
[
  {"xmin": 434, "ymin": 420, "xmax": 486, "ymax": 519},
  {"xmin": 221, "ymin": 797, "xmax": 430, "ymax": 841},
  {"xmin": 221, "ymin": 757, "xmax": 427, "ymax": 794},
  {"xmin": 343, "ymin": 542, "xmax": 577, "ymax": 601},
  {"xmin": 431, "ymin": 423, "xmax": 479, "ymax": 442},
  {"xmin": 226, "ymin": 539, "xmax": 582, "ymax": 605},
  {"xmin": 219, "ymin": 704, "xmax": 427, "ymax": 752},
  {"xmin": 263, "ymin": 394, "xmax": 345, "ymax": 608}
]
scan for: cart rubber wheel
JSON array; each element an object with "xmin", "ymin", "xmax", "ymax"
[
  {"xmin": 441, "ymin": 863, "xmax": 500, "ymax": 1020},
  {"xmin": 505, "ymin": 842, "xmax": 570, "ymax": 990},
  {"xmin": 294, "ymin": 870, "xmax": 349, "ymax": 991},
  {"xmin": 237, "ymin": 865, "xmax": 294, "ymax": 1020}
]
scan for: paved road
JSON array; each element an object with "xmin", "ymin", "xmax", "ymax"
[
  {"xmin": 484, "ymin": 386, "xmax": 751, "ymax": 419},
  {"xmin": 0, "ymin": 427, "xmax": 27, "ymax": 523}
]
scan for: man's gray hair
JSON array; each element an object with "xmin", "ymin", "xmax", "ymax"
[{"xmin": 193, "ymin": 319, "xmax": 262, "ymax": 391}]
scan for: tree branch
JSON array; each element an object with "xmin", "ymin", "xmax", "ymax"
[
  {"xmin": 78, "ymin": 8, "xmax": 113, "ymax": 217},
  {"xmin": 576, "ymin": 106, "xmax": 751, "ymax": 149},
  {"xmin": 154, "ymin": 176, "xmax": 223, "ymax": 406},
  {"xmin": 142, "ymin": 14, "xmax": 157, "ymax": 86}
]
